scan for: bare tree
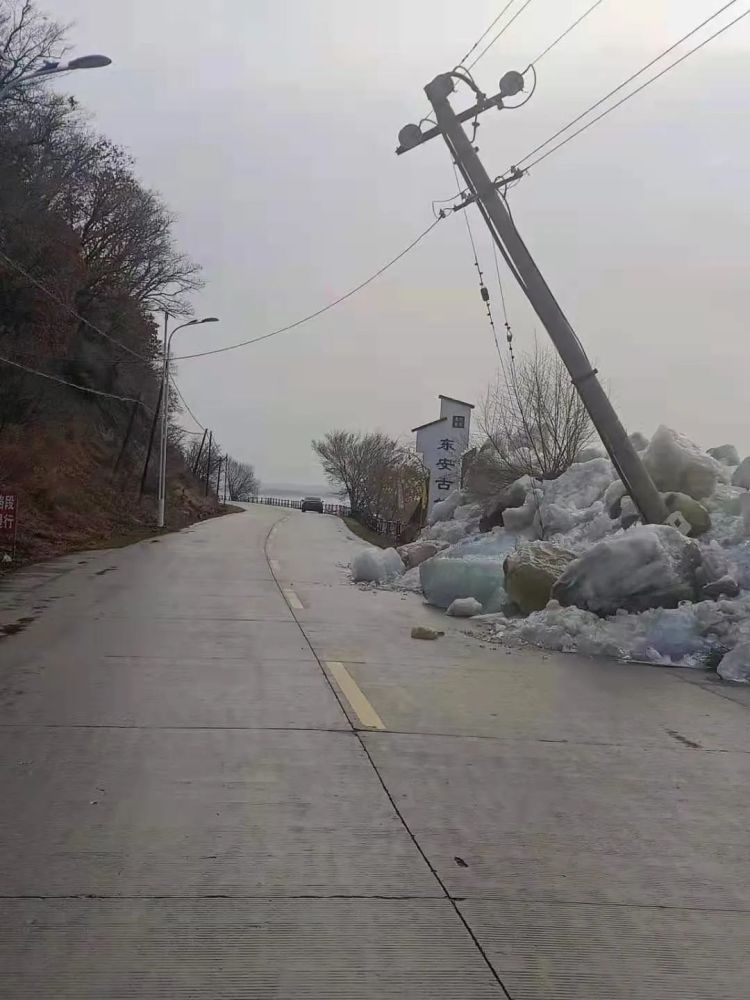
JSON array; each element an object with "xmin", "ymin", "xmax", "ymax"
[
  {"xmin": 52, "ymin": 137, "xmax": 203, "ymax": 315},
  {"xmin": 470, "ymin": 345, "xmax": 593, "ymax": 503},
  {"xmin": 225, "ymin": 457, "xmax": 258, "ymax": 501},
  {"xmin": 310, "ymin": 431, "xmax": 358, "ymax": 508},
  {"xmin": 312, "ymin": 430, "xmax": 426, "ymax": 519},
  {"xmin": 0, "ymin": 2, "xmax": 220, "ymax": 560},
  {"xmin": 368, "ymin": 442, "xmax": 426, "ymax": 521},
  {"xmin": 0, "ymin": 3, "xmax": 200, "ymax": 428},
  {"xmin": 185, "ymin": 436, "xmax": 222, "ymax": 488},
  {"xmin": 0, "ymin": 1, "xmax": 68, "ymax": 93}
]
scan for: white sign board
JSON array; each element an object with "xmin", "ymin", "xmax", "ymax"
[{"xmin": 413, "ymin": 396, "xmax": 473, "ymax": 510}]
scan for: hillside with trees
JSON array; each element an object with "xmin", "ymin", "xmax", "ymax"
[{"xmin": 0, "ymin": 1, "xmax": 256, "ymax": 563}]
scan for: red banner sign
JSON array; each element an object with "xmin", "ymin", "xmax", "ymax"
[{"xmin": 0, "ymin": 492, "xmax": 18, "ymax": 558}]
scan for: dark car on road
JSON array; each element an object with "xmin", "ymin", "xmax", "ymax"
[{"xmin": 301, "ymin": 496, "xmax": 324, "ymax": 513}]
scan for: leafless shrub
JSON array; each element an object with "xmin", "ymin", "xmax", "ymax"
[
  {"xmin": 225, "ymin": 457, "xmax": 258, "ymax": 501},
  {"xmin": 185, "ymin": 436, "xmax": 222, "ymax": 486},
  {"xmin": 312, "ymin": 430, "xmax": 426, "ymax": 519},
  {"xmin": 0, "ymin": 1, "xmax": 68, "ymax": 93},
  {"xmin": 470, "ymin": 345, "xmax": 593, "ymax": 505}
]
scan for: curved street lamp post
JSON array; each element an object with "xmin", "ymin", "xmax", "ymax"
[
  {"xmin": 157, "ymin": 314, "xmax": 219, "ymax": 528},
  {"xmin": 0, "ymin": 54, "xmax": 112, "ymax": 100}
]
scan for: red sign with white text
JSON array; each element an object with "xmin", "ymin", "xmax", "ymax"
[{"xmin": 0, "ymin": 492, "xmax": 18, "ymax": 552}]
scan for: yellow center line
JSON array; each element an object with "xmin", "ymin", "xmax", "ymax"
[
  {"xmin": 327, "ymin": 661, "xmax": 385, "ymax": 731},
  {"xmin": 283, "ymin": 587, "xmax": 304, "ymax": 611}
]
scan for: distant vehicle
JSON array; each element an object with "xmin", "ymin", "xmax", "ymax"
[{"xmin": 301, "ymin": 496, "xmax": 324, "ymax": 513}]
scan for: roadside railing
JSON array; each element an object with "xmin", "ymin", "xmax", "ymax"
[
  {"xmin": 247, "ymin": 496, "xmax": 301, "ymax": 509},
  {"xmin": 325, "ymin": 504, "xmax": 352, "ymax": 517},
  {"xmin": 247, "ymin": 496, "xmax": 351, "ymax": 517},
  {"xmin": 246, "ymin": 496, "xmax": 402, "ymax": 541},
  {"xmin": 349, "ymin": 509, "xmax": 403, "ymax": 542}
]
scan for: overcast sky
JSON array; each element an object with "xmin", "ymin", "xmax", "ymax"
[{"xmin": 51, "ymin": 1, "xmax": 750, "ymax": 484}]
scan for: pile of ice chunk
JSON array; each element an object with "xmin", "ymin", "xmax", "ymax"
[
  {"xmin": 717, "ymin": 642, "xmax": 750, "ymax": 682},
  {"xmin": 551, "ymin": 524, "xmax": 702, "ymax": 615},
  {"xmin": 418, "ymin": 524, "xmax": 520, "ymax": 613},
  {"xmin": 480, "ymin": 595, "xmax": 750, "ymax": 667},
  {"xmin": 420, "ymin": 553, "xmax": 507, "ymax": 613},
  {"xmin": 427, "ymin": 490, "xmax": 465, "ymax": 525},
  {"xmin": 643, "ymin": 425, "xmax": 729, "ymax": 499},
  {"xmin": 350, "ymin": 547, "xmax": 404, "ymax": 584},
  {"xmin": 346, "ymin": 427, "xmax": 750, "ymax": 678}
]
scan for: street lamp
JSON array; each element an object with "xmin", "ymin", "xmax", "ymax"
[
  {"xmin": 157, "ymin": 314, "xmax": 219, "ymax": 529},
  {"xmin": 0, "ymin": 53, "xmax": 112, "ymax": 100}
]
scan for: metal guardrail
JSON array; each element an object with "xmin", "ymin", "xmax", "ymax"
[
  {"xmin": 349, "ymin": 509, "xmax": 403, "ymax": 541},
  {"xmin": 247, "ymin": 496, "xmax": 301, "ymax": 509},
  {"xmin": 246, "ymin": 496, "xmax": 402, "ymax": 541},
  {"xmin": 247, "ymin": 496, "xmax": 351, "ymax": 517}
]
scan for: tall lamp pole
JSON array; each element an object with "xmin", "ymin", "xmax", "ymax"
[
  {"xmin": 157, "ymin": 313, "xmax": 219, "ymax": 528},
  {"xmin": 0, "ymin": 53, "xmax": 112, "ymax": 100}
]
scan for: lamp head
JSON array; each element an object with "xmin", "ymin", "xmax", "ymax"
[{"xmin": 67, "ymin": 54, "xmax": 112, "ymax": 69}]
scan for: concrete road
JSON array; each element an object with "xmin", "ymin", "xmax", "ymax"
[{"xmin": 0, "ymin": 507, "xmax": 748, "ymax": 998}]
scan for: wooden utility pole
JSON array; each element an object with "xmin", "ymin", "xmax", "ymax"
[
  {"xmin": 192, "ymin": 429, "xmax": 207, "ymax": 475},
  {"xmin": 139, "ymin": 381, "xmax": 163, "ymax": 498},
  {"xmin": 113, "ymin": 392, "xmax": 142, "ymax": 476},
  {"xmin": 400, "ymin": 71, "xmax": 667, "ymax": 525}
]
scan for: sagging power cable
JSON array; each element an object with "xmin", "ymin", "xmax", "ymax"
[
  {"xmin": 171, "ymin": 378, "xmax": 205, "ymax": 431},
  {"xmin": 525, "ymin": 0, "xmax": 606, "ymax": 69},
  {"xmin": 467, "ymin": 0, "xmax": 537, "ymax": 70},
  {"xmin": 0, "ymin": 354, "xmax": 155, "ymax": 411},
  {"xmin": 0, "ymin": 249, "xmax": 152, "ymax": 364},
  {"xmin": 173, "ymin": 216, "xmax": 444, "ymax": 361},
  {"xmin": 452, "ymin": 163, "xmax": 504, "ymax": 361}
]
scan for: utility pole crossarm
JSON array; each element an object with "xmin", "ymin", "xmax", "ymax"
[{"xmin": 419, "ymin": 73, "xmax": 667, "ymax": 526}]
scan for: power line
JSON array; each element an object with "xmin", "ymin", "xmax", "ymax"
[
  {"xmin": 515, "ymin": 0, "xmax": 743, "ymax": 170},
  {"xmin": 173, "ymin": 217, "xmax": 444, "ymax": 361},
  {"xmin": 467, "ymin": 0, "xmax": 536, "ymax": 71},
  {"xmin": 0, "ymin": 354, "xmax": 155, "ymax": 410},
  {"xmin": 431, "ymin": 190, "xmax": 470, "ymax": 218},
  {"xmin": 453, "ymin": 165, "xmax": 481, "ymax": 265},
  {"xmin": 523, "ymin": 4, "xmax": 750, "ymax": 170},
  {"xmin": 0, "ymin": 249, "xmax": 153, "ymax": 363},
  {"xmin": 171, "ymin": 377, "xmax": 205, "ymax": 431},
  {"xmin": 526, "ymin": 0, "xmax": 606, "ymax": 68},
  {"xmin": 456, "ymin": 1, "xmax": 518, "ymax": 68},
  {"xmin": 452, "ymin": 163, "xmax": 504, "ymax": 361},
  {"xmin": 491, "ymin": 240, "xmax": 515, "ymax": 361}
]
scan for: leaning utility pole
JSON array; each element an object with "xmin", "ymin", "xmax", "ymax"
[{"xmin": 399, "ymin": 71, "xmax": 667, "ymax": 525}]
